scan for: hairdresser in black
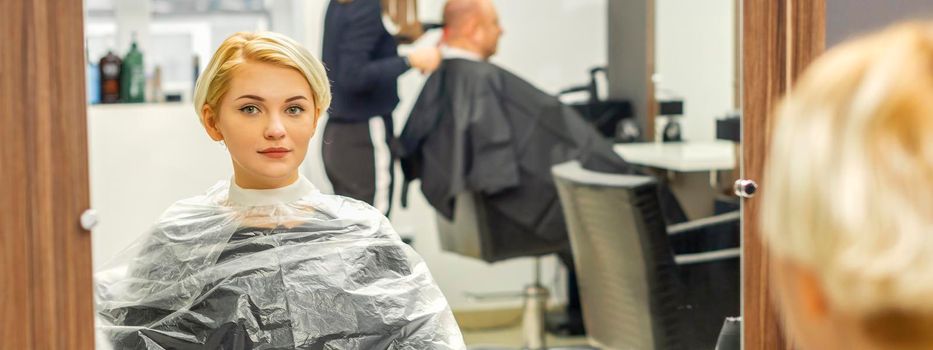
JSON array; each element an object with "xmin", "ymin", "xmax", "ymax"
[{"xmin": 322, "ymin": 0, "xmax": 440, "ymax": 215}]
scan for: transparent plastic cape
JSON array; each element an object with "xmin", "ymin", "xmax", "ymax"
[{"xmin": 95, "ymin": 180, "xmax": 465, "ymax": 349}]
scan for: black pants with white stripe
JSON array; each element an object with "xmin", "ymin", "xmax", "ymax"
[{"xmin": 322, "ymin": 115, "xmax": 395, "ymax": 215}]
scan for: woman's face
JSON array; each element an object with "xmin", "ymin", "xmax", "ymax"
[{"xmin": 201, "ymin": 61, "xmax": 318, "ymax": 189}]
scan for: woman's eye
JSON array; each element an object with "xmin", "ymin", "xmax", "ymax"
[
  {"xmin": 286, "ymin": 106, "xmax": 305, "ymax": 115},
  {"xmin": 239, "ymin": 105, "xmax": 260, "ymax": 115}
]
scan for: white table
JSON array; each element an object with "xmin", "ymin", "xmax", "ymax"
[
  {"xmin": 613, "ymin": 141, "xmax": 738, "ymax": 219},
  {"xmin": 613, "ymin": 140, "xmax": 736, "ymax": 172}
]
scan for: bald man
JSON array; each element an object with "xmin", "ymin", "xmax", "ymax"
[
  {"xmin": 440, "ymin": 0, "xmax": 503, "ymax": 60},
  {"xmin": 399, "ymin": 0, "xmax": 668, "ymax": 337}
]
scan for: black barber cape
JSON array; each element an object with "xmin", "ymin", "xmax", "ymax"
[{"xmin": 399, "ymin": 59, "xmax": 637, "ymax": 259}]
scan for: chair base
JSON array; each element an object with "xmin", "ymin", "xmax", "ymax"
[
  {"xmin": 522, "ymin": 284, "xmax": 549, "ymax": 349},
  {"xmin": 466, "ymin": 284, "xmax": 597, "ymax": 350}
]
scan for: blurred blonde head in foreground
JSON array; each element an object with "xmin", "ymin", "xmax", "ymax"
[{"xmin": 761, "ymin": 22, "xmax": 933, "ymax": 350}]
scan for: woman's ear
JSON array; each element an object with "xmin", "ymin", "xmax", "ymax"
[
  {"xmin": 774, "ymin": 256, "xmax": 831, "ymax": 332},
  {"xmin": 201, "ymin": 105, "xmax": 224, "ymax": 141},
  {"xmin": 772, "ymin": 256, "xmax": 837, "ymax": 350},
  {"xmin": 793, "ymin": 262, "xmax": 829, "ymax": 321}
]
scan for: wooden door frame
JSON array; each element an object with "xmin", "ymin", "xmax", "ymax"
[
  {"xmin": 1, "ymin": 0, "xmax": 94, "ymax": 348},
  {"xmin": 742, "ymin": 0, "xmax": 825, "ymax": 348}
]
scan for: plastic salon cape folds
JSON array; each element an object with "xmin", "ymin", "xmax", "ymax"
[{"xmin": 95, "ymin": 177, "xmax": 465, "ymax": 349}]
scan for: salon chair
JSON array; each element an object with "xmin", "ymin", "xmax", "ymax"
[
  {"xmin": 436, "ymin": 194, "xmax": 597, "ymax": 350},
  {"xmin": 552, "ymin": 161, "xmax": 740, "ymax": 350}
]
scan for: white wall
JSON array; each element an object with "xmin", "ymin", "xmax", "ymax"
[
  {"xmin": 88, "ymin": 104, "xmax": 232, "ymax": 268},
  {"xmin": 405, "ymin": 0, "xmax": 608, "ymax": 94},
  {"xmin": 90, "ymin": 0, "xmax": 608, "ymax": 312},
  {"xmin": 655, "ymin": 0, "xmax": 736, "ymax": 142}
]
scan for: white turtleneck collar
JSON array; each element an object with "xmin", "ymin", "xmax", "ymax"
[{"xmin": 227, "ymin": 175, "xmax": 317, "ymax": 206}]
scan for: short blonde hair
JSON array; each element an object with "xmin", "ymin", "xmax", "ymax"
[
  {"xmin": 762, "ymin": 21, "xmax": 933, "ymax": 319},
  {"xmin": 193, "ymin": 31, "xmax": 331, "ymax": 122}
]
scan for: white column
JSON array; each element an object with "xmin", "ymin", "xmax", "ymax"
[{"xmin": 114, "ymin": 0, "xmax": 151, "ymax": 54}]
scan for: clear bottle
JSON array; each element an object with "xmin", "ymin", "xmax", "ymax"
[{"xmin": 146, "ymin": 65, "xmax": 163, "ymax": 103}]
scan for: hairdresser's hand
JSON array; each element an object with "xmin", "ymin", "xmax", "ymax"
[{"xmin": 407, "ymin": 47, "xmax": 442, "ymax": 74}]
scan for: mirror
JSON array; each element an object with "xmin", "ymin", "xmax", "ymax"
[
  {"xmin": 84, "ymin": 0, "xmax": 740, "ymax": 348},
  {"xmin": 601, "ymin": 8, "xmax": 742, "ymax": 346},
  {"xmin": 647, "ymin": 0, "xmax": 742, "ymax": 346}
]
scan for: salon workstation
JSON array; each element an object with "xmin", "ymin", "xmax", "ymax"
[{"xmin": 19, "ymin": 0, "xmax": 892, "ymax": 348}]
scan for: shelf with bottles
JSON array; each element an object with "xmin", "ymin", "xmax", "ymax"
[{"xmin": 87, "ymin": 32, "xmax": 197, "ymax": 106}]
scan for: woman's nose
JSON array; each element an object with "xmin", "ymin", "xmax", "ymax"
[{"xmin": 264, "ymin": 115, "xmax": 286, "ymax": 140}]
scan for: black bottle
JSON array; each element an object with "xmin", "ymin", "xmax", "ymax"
[{"xmin": 99, "ymin": 50, "xmax": 123, "ymax": 103}]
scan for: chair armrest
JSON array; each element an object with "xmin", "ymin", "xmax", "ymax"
[
  {"xmin": 674, "ymin": 247, "xmax": 741, "ymax": 265},
  {"xmin": 667, "ymin": 211, "xmax": 740, "ymax": 256},
  {"xmin": 667, "ymin": 211, "xmax": 740, "ymax": 236}
]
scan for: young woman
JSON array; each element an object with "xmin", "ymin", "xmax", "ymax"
[
  {"xmin": 762, "ymin": 22, "xmax": 933, "ymax": 350},
  {"xmin": 95, "ymin": 31, "xmax": 464, "ymax": 349}
]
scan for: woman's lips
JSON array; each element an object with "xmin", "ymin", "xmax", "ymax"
[{"xmin": 259, "ymin": 148, "xmax": 291, "ymax": 159}]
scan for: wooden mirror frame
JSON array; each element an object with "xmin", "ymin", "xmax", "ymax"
[{"xmin": 742, "ymin": 0, "xmax": 826, "ymax": 348}]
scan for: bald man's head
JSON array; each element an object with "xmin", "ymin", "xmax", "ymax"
[
  {"xmin": 443, "ymin": 0, "xmax": 484, "ymax": 32},
  {"xmin": 442, "ymin": 0, "xmax": 502, "ymax": 59}
]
